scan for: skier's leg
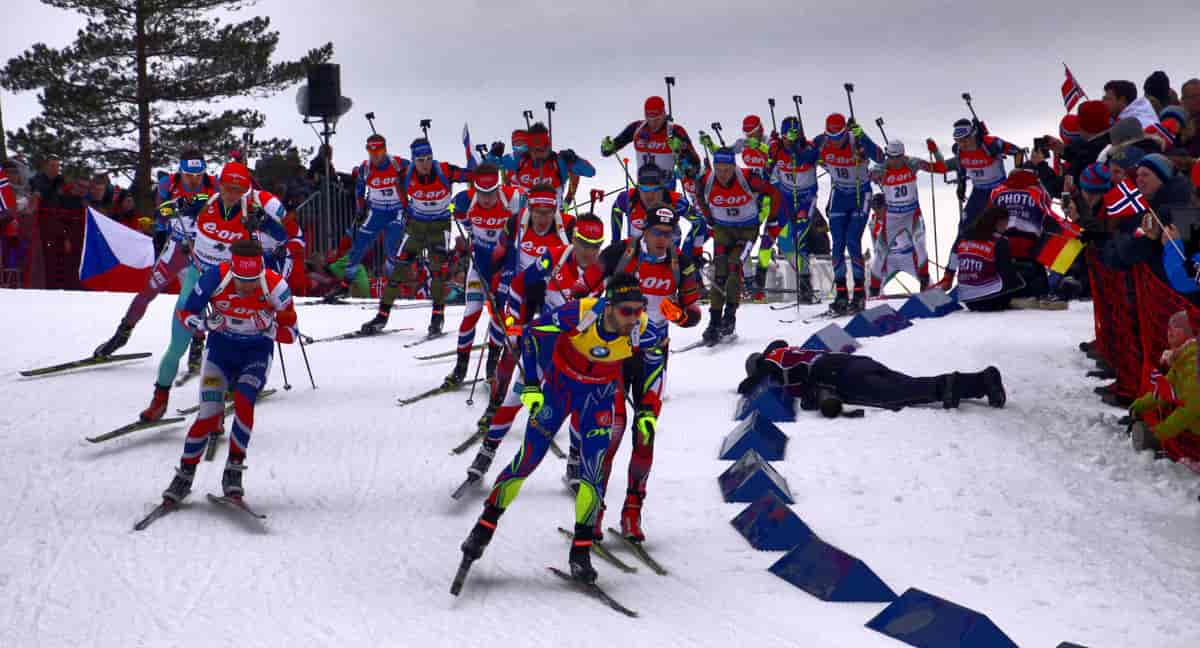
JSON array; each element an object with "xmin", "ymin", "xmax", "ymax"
[
  {"xmin": 154, "ymin": 265, "xmax": 201, "ymax": 389},
  {"xmin": 457, "ymin": 262, "xmax": 486, "ymax": 353},
  {"xmin": 342, "ymin": 208, "xmax": 387, "ymax": 281},
  {"xmin": 485, "ymin": 375, "xmax": 569, "ymax": 510}
]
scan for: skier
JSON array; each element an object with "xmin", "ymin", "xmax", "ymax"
[
  {"xmin": 738, "ymin": 340, "xmax": 1006, "ymax": 415},
  {"xmin": 328, "ymin": 134, "xmax": 409, "ymax": 300},
  {"xmin": 362, "ymin": 137, "xmax": 472, "ymax": 336},
  {"xmin": 694, "ymin": 147, "xmax": 783, "ymax": 343},
  {"xmin": 157, "ymin": 238, "xmax": 298, "ymax": 506},
  {"xmin": 600, "ymin": 95, "xmax": 701, "ymax": 185},
  {"xmin": 544, "ymin": 213, "xmax": 608, "ymax": 310},
  {"xmin": 138, "ymin": 161, "xmax": 285, "ymax": 422},
  {"xmin": 592, "ymin": 206, "xmax": 702, "ymax": 541},
  {"xmin": 459, "ymin": 273, "xmax": 662, "ymax": 584},
  {"xmin": 767, "ymin": 116, "xmax": 821, "ymax": 303},
  {"xmin": 258, "ymin": 211, "xmax": 307, "ymax": 297},
  {"xmin": 811, "ymin": 113, "xmax": 885, "ymax": 313},
  {"xmin": 698, "ymin": 114, "xmax": 770, "ymax": 178},
  {"xmin": 866, "ymin": 139, "xmax": 947, "ymax": 295},
  {"xmin": 940, "ymin": 118, "xmax": 1022, "ymax": 288},
  {"xmin": 610, "ymin": 163, "xmax": 706, "ymax": 260},
  {"xmin": 497, "ymin": 122, "xmax": 595, "ymax": 204},
  {"xmin": 502, "ymin": 129, "xmax": 527, "ymax": 187},
  {"xmin": 444, "ymin": 162, "xmax": 524, "ymax": 387},
  {"xmin": 93, "ymin": 150, "xmax": 216, "ymax": 358}
]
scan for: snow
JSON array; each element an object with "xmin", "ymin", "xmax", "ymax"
[{"xmin": 2, "ymin": 289, "xmax": 1199, "ymax": 647}]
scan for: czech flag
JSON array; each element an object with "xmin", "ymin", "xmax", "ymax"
[{"xmin": 79, "ymin": 207, "xmax": 154, "ymax": 292}]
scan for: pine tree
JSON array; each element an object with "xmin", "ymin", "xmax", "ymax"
[{"xmin": 0, "ymin": 0, "xmax": 332, "ymax": 207}]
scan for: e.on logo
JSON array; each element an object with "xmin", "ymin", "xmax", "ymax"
[
  {"xmin": 641, "ymin": 276, "xmax": 672, "ymax": 292},
  {"xmin": 201, "ymin": 222, "xmax": 243, "ymax": 241},
  {"xmin": 710, "ymin": 194, "xmax": 749, "ymax": 207}
]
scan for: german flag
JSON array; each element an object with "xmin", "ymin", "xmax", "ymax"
[{"xmin": 1036, "ymin": 221, "xmax": 1084, "ymax": 274}]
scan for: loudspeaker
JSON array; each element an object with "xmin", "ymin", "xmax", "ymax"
[{"xmin": 306, "ymin": 64, "xmax": 342, "ymax": 118}]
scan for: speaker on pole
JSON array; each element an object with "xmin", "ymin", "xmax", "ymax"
[{"xmin": 306, "ymin": 64, "xmax": 342, "ymax": 119}]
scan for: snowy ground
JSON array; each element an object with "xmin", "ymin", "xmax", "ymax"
[{"xmin": 2, "ymin": 290, "xmax": 1199, "ymax": 647}]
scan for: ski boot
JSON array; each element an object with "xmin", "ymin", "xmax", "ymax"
[
  {"xmin": 186, "ymin": 336, "xmax": 204, "ymax": 374},
  {"xmin": 982, "ymin": 366, "xmax": 1006, "ymax": 408},
  {"xmin": 360, "ymin": 309, "xmax": 389, "ymax": 335},
  {"xmin": 940, "ymin": 373, "xmax": 960, "ymax": 409},
  {"xmin": 1130, "ymin": 421, "xmax": 1160, "ymax": 452},
  {"xmin": 620, "ymin": 490, "xmax": 645, "ymax": 543},
  {"xmin": 443, "ymin": 349, "xmax": 470, "ymax": 388},
  {"xmin": 461, "ymin": 505, "xmax": 502, "ymax": 561},
  {"xmin": 467, "ymin": 441, "xmax": 497, "ymax": 479},
  {"xmin": 567, "ymin": 523, "xmax": 598, "ymax": 584},
  {"xmin": 222, "ymin": 458, "xmax": 246, "ymax": 498},
  {"xmin": 324, "ymin": 279, "xmax": 351, "ymax": 303},
  {"xmin": 484, "ymin": 343, "xmax": 501, "ymax": 384},
  {"xmin": 850, "ymin": 284, "xmax": 866, "ymax": 313},
  {"xmin": 701, "ymin": 310, "xmax": 723, "ymax": 345},
  {"xmin": 94, "ymin": 320, "xmax": 133, "ymax": 358},
  {"xmin": 162, "ymin": 462, "xmax": 196, "ymax": 504},
  {"xmin": 428, "ymin": 307, "xmax": 445, "ymax": 336},
  {"xmin": 830, "ymin": 287, "xmax": 849, "ymax": 315},
  {"xmin": 798, "ymin": 275, "xmax": 817, "ymax": 304},
  {"xmin": 719, "ymin": 307, "xmax": 737, "ymax": 338},
  {"xmin": 753, "ymin": 266, "xmax": 768, "ymax": 302},
  {"xmin": 140, "ymin": 384, "xmax": 171, "ymax": 422}
]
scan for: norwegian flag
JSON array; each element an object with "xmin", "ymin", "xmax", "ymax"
[
  {"xmin": 1061, "ymin": 64, "xmax": 1087, "ymax": 112},
  {"xmin": 1104, "ymin": 178, "xmax": 1147, "ymax": 220},
  {"xmin": 0, "ymin": 169, "xmax": 15, "ymax": 212}
]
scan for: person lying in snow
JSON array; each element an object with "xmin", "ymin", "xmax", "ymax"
[
  {"xmin": 738, "ymin": 340, "xmax": 1006, "ymax": 417},
  {"xmin": 1129, "ymin": 311, "xmax": 1200, "ymax": 458}
]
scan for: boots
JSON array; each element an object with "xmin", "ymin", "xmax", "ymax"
[
  {"xmin": 701, "ymin": 310, "xmax": 723, "ymax": 345},
  {"xmin": 360, "ymin": 309, "xmax": 389, "ymax": 335},
  {"xmin": 140, "ymin": 384, "xmax": 171, "ymax": 422},
  {"xmin": 484, "ymin": 343, "xmax": 501, "ymax": 383},
  {"xmin": 467, "ymin": 441, "xmax": 497, "ymax": 479},
  {"xmin": 94, "ymin": 321, "xmax": 133, "ymax": 358},
  {"xmin": 620, "ymin": 490, "xmax": 645, "ymax": 542},
  {"xmin": 429, "ymin": 307, "xmax": 445, "ymax": 336},
  {"xmin": 461, "ymin": 505, "xmax": 502, "ymax": 561},
  {"xmin": 720, "ymin": 305, "xmax": 737, "ymax": 337},
  {"xmin": 324, "ymin": 279, "xmax": 350, "ymax": 302},
  {"xmin": 476, "ymin": 399, "xmax": 499, "ymax": 433},
  {"xmin": 831, "ymin": 286, "xmax": 850, "ymax": 315},
  {"xmin": 850, "ymin": 283, "xmax": 866, "ymax": 313},
  {"xmin": 222, "ymin": 458, "xmax": 246, "ymax": 498},
  {"xmin": 940, "ymin": 373, "xmax": 960, "ymax": 409},
  {"xmin": 1130, "ymin": 421, "xmax": 1160, "ymax": 452},
  {"xmin": 798, "ymin": 275, "xmax": 817, "ymax": 304},
  {"xmin": 162, "ymin": 462, "xmax": 196, "ymax": 503},
  {"xmin": 444, "ymin": 350, "xmax": 470, "ymax": 388},
  {"xmin": 186, "ymin": 337, "xmax": 204, "ymax": 374},
  {"xmin": 567, "ymin": 522, "xmax": 598, "ymax": 584},
  {"xmin": 982, "ymin": 366, "xmax": 1006, "ymax": 408},
  {"xmin": 753, "ymin": 267, "xmax": 767, "ymax": 302}
]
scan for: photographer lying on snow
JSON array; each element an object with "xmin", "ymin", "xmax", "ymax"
[{"xmin": 737, "ymin": 341, "xmax": 1006, "ymax": 418}]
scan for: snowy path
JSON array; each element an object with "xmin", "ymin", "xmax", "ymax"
[{"xmin": 1, "ymin": 290, "xmax": 1198, "ymax": 647}]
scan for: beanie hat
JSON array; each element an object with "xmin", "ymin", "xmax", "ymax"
[
  {"xmin": 410, "ymin": 138, "xmax": 433, "ymax": 158},
  {"xmin": 1078, "ymin": 100, "xmax": 1112, "ymax": 135},
  {"xmin": 742, "ymin": 115, "xmax": 762, "ymax": 134},
  {"xmin": 527, "ymin": 185, "xmax": 557, "ymax": 210},
  {"xmin": 230, "ymin": 239, "xmax": 265, "ymax": 280},
  {"xmin": 952, "ymin": 118, "xmax": 975, "ymax": 140},
  {"xmin": 1161, "ymin": 105, "xmax": 1189, "ymax": 128},
  {"xmin": 511, "ymin": 130, "xmax": 527, "ymax": 147},
  {"xmin": 1059, "ymin": 114, "xmax": 1081, "ymax": 142},
  {"xmin": 644, "ymin": 96, "xmax": 666, "ymax": 118},
  {"xmin": 472, "ymin": 163, "xmax": 500, "ymax": 192},
  {"xmin": 644, "ymin": 206, "xmax": 679, "ymax": 230},
  {"xmin": 1144, "ymin": 71, "xmax": 1172, "ymax": 106},
  {"xmin": 713, "ymin": 147, "xmax": 737, "ymax": 165},
  {"xmin": 1109, "ymin": 117, "xmax": 1145, "ymax": 147},
  {"xmin": 1080, "ymin": 162, "xmax": 1113, "ymax": 194},
  {"xmin": 781, "ymin": 116, "xmax": 801, "ymax": 138},
  {"xmin": 1137, "ymin": 153, "xmax": 1175, "ymax": 185},
  {"xmin": 637, "ymin": 163, "xmax": 665, "ymax": 186},
  {"xmin": 573, "ymin": 214, "xmax": 604, "ymax": 245},
  {"xmin": 366, "ymin": 134, "xmax": 387, "ymax": 151},
  {"xmin": 179, "ymin": 155, "xmax": 206, "ymax": 174},
  {"xmin": 219, "ymin": 162, "xmax": 252, "ymax": 189},
  {"xmin": 605, "ymin": 272, "xmax": 644, "ymax": 304},
  {"xmin": 1109, "ymin": 145, "xmax": 1147, "ymax": 170},
  {"xmin": 825, "ymin": 113, "xmax": 847, "ymax": 135},
  {"xmin": 885, "ymin": 141, "xmax": 905, "ymax": 157}
]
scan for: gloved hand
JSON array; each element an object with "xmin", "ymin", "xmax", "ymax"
[
  {"xmin": 600, "ymin": 136, "xmax": 616, "ymax": 157},
  {"xmin": 926, "ymin": 138, "xmax": 938, "ymax": 154},
  {"xmin": 158, "ymin": 203, "xmax": 176, "ymax": 219},
  {"xmin": 849, "ymin": 122, "xmax": 865, "ymax": 139},
  {"xmin": 489, "ymin": 141, "xmax": 505, "ymax": 159},
  {"xmin": 757, "ymin": 195, "xmax": 772, "ymax": 223},
  {"xmin": 180, "ymin": 311, "xmax": 206, "ymax": 334},
  {"xmin": 758, "ymin": 246, "xmax": 773, "ymax": 269},
  {"xmin": 634, "ymin": 409, "xmax": 657, "ymax": 441},
  {"xmin": 660, "ymin": 297, "xmax": 684, "ymax": 324},
  {"xmin": 275, "ymin": 324, "xmax": 297, "ymax": 344},
  {"xmin": 519, "ymin": 384, "xmax": 544, "ymax": 418},
  {"xmin": 745, "ymin": 136, "xmax": 762, "ymax": 151},
  {"xmin": 667, "ymin": 135, "xmax": 685, "ymax": 152},
  {"xmin": 698, "ymin": 132, "xmax": 715, "ymax": 152},
  {"xmin": 558, "ymin": 148, "xmax": 578, "ymax": 167}
]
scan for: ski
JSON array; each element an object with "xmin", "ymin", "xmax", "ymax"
[
  {"xmin": 178, "ymin": 388, "xmax": 277, "ymax": 416},
  {"xmin": 86, "ymin": 417, "xmax": 187, "ymax": 444},
  {"xmin": 450, "ymin": 428, "xmax": 486, "ymax": 455},
  {"xmin": 450, "ymin": 474, "xmax": 481, "ymax": 500},
  {"xmin": 403, "ymin": 332, "xmax": 448, "ymax": 349},
  {"xmin": 671, "ymin": 339, "xmax": 710, "ymax": 354},
  {"xmin": 133, "ymin": 500, "xmax": 179, "ymax": 531},
  {"xmin": 206, "ymin": 493, "xmax": 267, "ymax": 520},
  {"xmin": 784, "ymin": 308, "xmax": 860, "ymax": 325},
  {"xmin": 546, "ymin": 567, "xmax": 639, "ymax": 618},
  {"xmin": 450, "ymin": 555, "xmax": 476, "ymax": 596},
  {"xmin": 174, "ymin": 369, "xmax": 200, "ymax": 387},
  {"xmin": 397, "ymin": 378, "xmax": 484, "ymax": 407},
  {"xmin": 417, "ymin": 348, "xmax": 462, "ymax": 361},
  {"xmin": 204, "ymin": 429, "xmax": 224, "ymax": 461},
  {"xmin": 548, "ymin": 439, "xmax": 566, "ymax": 459},
  {"xmin": 557, "ymin": 527, "xmax": 637, "ymax": 573},
  {"xmin": 607, "ymin": 528, "xmax": 669, "ymax": 576},
  {"xmin": 20, "ymin": 352, "xmax": 152, "ymax": 378},
  {"xmin": 674, "ymin": 333, "xmax": 739, "ymax": 355},
  {"xmin": 300, "ymin": 327, "xmax": 414, "ymax": 346}
]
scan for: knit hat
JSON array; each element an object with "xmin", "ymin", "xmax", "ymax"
[
  {"xmin": 1080, "ymin": 162, "xmax": 1113, "ymax": 194},
  {"xmin": 825, "ymin": 113, "xmax": 847, "ymax": 135},
  {"xmin": 1059, "ymin": 114, "xmax": 1081, "ymax": 143},
  {"xmin": 1137, "ymin": 153, "xmax": 1175, "ymax": 185},
  {"xmin": 952, "ymin": 118, "xmax": 975, "ymax": 140},
  {"xmin": 605, "ymin": 272, "xmax": 644, "ymax": 304},
  {"xmin": 885, "ymin": 141, "xmax": 905, "ymax": 158},
  {"xmin": 1161, "ymin": 105, "xmax": 1189, "ymax": 128},
  {"xmin": 1146, "ymin": 121, "xmax": 1180, "ymax": 147},
  {"xmin": 573, "ymin": 214, "xmax": 604, "ymax": 245},
  {"xmin": 229, "ymin": 239, "xmax": 265, "ymax": 280},
  {"xmin": 219, "ymin": 162, "xmax": 252, "ymax": 189},
  {"xmin": 780, "ymin": 116, "xmax": 801, "ymax": 139},
  {"xmin": 644, "ymin": 206, "xmax": 679, "ymax": 230},
  {"xmin": 742, "ymin": 115, "xmax": 762, "ymax": 134},
  {"xmin": 1109, "ymin": 145, "xmax": 1147, "ymax": 170},
  {"xmin": 179, "ymin": 156, "xmax": 206, "ymax": 174},
  {"xmin": 527, "ymin": 185, "xmax": 557, "ymax": 210},
  {"xmin": 644, "ymin": 96, "xmax": 666, "ymax": 118},
  {"xmin": 511, "ymin": 130, "xmax": 527, "ymax": 147},
  {"xmin": 1078, "ymin": 100, "xmax": 1112, "ymax": 134},
  {"xmin": 366, "ymin": 134, "xmax": 386, "ymax": 151},
  {"xmin": 712, "ymin": 147, "xmax": 737, "ymax": 166},
  {"xmin": 472, "ymin": 163, "xmax": 500, "ymax": 192},
  {"xmin": 637, "ymin": 163, "xmax": 665, "ymax": 187},
  {"xmin": 1109, "ymin": 117, "xmax": 1145, "ymax": 147},
  {"xmin": 410, "ymin": 138, "xmax": 433, "ymax": 158}
]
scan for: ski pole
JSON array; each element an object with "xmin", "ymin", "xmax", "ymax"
[
  {"xmin": 843, "ymin": 83, "xmax": 856, "ymax": 123},
  {"xmin": 875, "ymin": 117, "xmax": 889, "ymax": 144},
  {"xmin": 545, "ymin": 101, "xmax": 556, "ymax": 140},
  {"xmin": 277, "ymin": 341, "xmax": 292, "ymax": 391},
  {"xmin": 929, "ymin": 150, "xmax": 940, "ymax": 282},
  {"xmin": 792, "ymin": 95, "xmax": 806, "ymax": 140},
  {"xmin": 420, "ymin": 118, "xmax": 432, "ymax": 140},
  {"xmin": 961, "ymin": 92, "xmax": 978, "ymax": 122},
  {"xmin": 767, "ymin": 98, "xmax": 778, "ymax": 133},
  {"xmin": 664, "ymin": 76, "xmax": 676, "ymax": 121},
  {"xmin": 710, "ymin": 122, "xmax": 726, "ymax": 147},
  {"xmin": 465, "ymin": 339, "xmax": 487, "ymax": 406},
  {"xmin": 298, "ymin": 333, "xmax": 317, "ymax": 389},
  {"xmin": 365, "ymin": 112, "xmax": 378, "ymax": 135},
  {"xmin": 522, "ymin": 110, "xmax": 533, "ymax": 130}
]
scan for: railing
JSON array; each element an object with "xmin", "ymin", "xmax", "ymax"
[{"xmin": 295, "ymin": 182, "xmax": 386, "ymax": 277}]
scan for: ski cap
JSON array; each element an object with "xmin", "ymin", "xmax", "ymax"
[
  {"xmin": 1108, "ymin": 144, "xmax": 1146, "ymax": 170},
  {"xmin": 1058, "ymin": 114, "xmax": 1081, "ymax": 143},
  {"xmin": 366, "ymin": 134, "xmax": 387, "ymax": 151},
  {"xmin": 179, "ymin": 156, "xmax": 206, "ymax": 174},
  {"xmin": 1079, "ymin": 162, "xmax": 1112, "ymax": 194},
  {"xmin": 825, "ymin": 113, "xmax": 847, "ymax": 135},
  {"xmin": 742, "ymin": 115, "xmax": 762, "ymax": 134},
  {"xmin": 1077, "ymin": 100, "xmax": 1112, "ymax": 135},
  {"xmin": 574, "ymin": 213, "xmax": 604, "ymax": 245},
  {"xmin": 527, "ymin": 184, "xmax": 557, "ymax": 210},
  {"xmin": 644, "ymin": 96, "xmax": 666, "ymax": 119},
  {"xmin": 1137, "ymin": 153, "xmax": 1175, "ymax": 185},
  {"xmin": 472, "ymin": 163, "xmax": 500, "ymax": 192},
  {"xmin": 952, "ymin": 118, "xmax": 975, "ymax": 140},
  {"xmin": 885, "ymin": 141, "xmax": 905, "ymax": 158},
  {"xmin": 645, "ymin": 206, "xmax": 678, "ymax": 230},
  {"xmin": 512, "ymin": 129, "xmax": 527, "ymax": 147},
  {"xmin": 605, "ymin": 272, "xmax": 644, "ymax": 305},
  {"xmin": 713, "ymin": 147, "xmax": 737, "ymax": 166},
  {"xmin": 219, "ymin": 162, "xmax": 252, "ymax": 189},
  {"xmin": 230, "ymin": 239, "xmax": 265, "ymax": 280},
  {"xmin": 410, "ymin": 138, "xmax": 433, "ymax": 159},
  {"xmin": 780, "ymin": 116, "xmax": 801, "ymax": 138},
  {"xmin": 637, "ymin": 163, "xmax": 665, "ymax": 187}
]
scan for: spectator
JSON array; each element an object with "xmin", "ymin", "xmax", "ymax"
[
  {"xmin": 1137, "ymin": 153, "xmax": 1192, "ymax": 214},
  {"xmin": 987, "ymin": 167, "xmax": 1064, "ymax": 306},
  {"xmin": 1181, "ymin": 79, "xmax": 1200, "ymax": 158},
  {"xmin": 109, "ymin": 188, "xmax": 142, "ymax": 232},
  {"xmin": 1128, "ymin": 311, "xmax": 1200, "ymax": 453},
  {"xmin": 1142, "ymin": 71, "xmax": 1178, "ymax": 113},
  {"xmin": 84, "ymin": 171, "xmax": 114, "ymax": 213},
  {"xmin": 309, "ymin": 144, "xmax": 334, "ymax": 181},
  {"xmin": 29, "ymin": 157, "xmax": 67, "ymax": 210},
  {"xmin": 1059, "ymin": 100, "xmax": 1113, "ymax": 191},
  {"xmin": 955, "ymin": 206, "xmax": 1020, "ymax": 311},
  {"xmin": 1103, "ymin": 79, "xmax": 1159, "ymax": 130}
]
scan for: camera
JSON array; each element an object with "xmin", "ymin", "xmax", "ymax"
[{"xmin": 1033, "ymin": 137, "xmax": 1050, "ymax": 157}]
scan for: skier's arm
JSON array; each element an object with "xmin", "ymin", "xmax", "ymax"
[
  {"xmin": 267, "ymin": 275, "xmax": 299, "ymax": 342},
  {"xmin": 451, "ymin": 190, "xmax": 472, "ymax": 228},
  {"xmin": 557, "ymin": 150, "xmax": 596, "ymax": 180},
  {"xmin": 606, "ymin": 122, "xmax": 642, "ymax": 155},
  {"xmin": 443, "ymin": 162, "xmax": 472, "ymax": 184},
  {"xmin": 855, "ymin": 132, "xmax": 885, "ymax": 164},
  {"xmin": 522, "ymin": 303, "xmax": 577, "ymax": 385},
  {"xmin": 610, "ymin": 192, "xmax": 629, "ymax": 240},
  {"xmin": 1162, "ymin": 244, "xmax": 1200, "ymax": 294},
  {"xmin": 670, "ymin": 124, "xmax": 701, "ymax": 172},
  {"xmin": 636, "ymin": 325, "xmax": 667, "ymax": 415},
  {"xmin": 180, "ymin": 266, "xmax": 221, "ymax": 322}
]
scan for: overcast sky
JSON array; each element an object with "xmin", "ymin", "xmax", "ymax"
[{"xmin": 5, "ymin": 0, "xmax": 1200, "ymax": 267}]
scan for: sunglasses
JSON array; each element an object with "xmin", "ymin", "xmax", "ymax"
[
  {"xmin": 616, "ymin": 304, "xmax": 645, "ymax": 317},
  {"xmin": 638, "ymin": 184, "xmax": 663, "ymax": 194}
]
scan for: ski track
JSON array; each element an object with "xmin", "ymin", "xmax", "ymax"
[{"xmin": 1, "ymin": 290, "xmax": 1199, "ymax": 646}]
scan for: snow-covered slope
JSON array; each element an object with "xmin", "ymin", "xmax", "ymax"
[{"xmin": 1, "ymin": 290, "xmax": 1198, "ymax": 647}]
